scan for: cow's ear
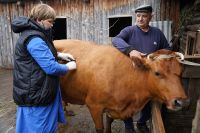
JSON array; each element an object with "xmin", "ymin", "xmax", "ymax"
[{"xmin": 131, "ymin": 56, "xmax": 149, "ymax": 71}]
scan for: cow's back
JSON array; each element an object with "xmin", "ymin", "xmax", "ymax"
[{"xmin": 53, "ymin": 39, "xmax": 133, "ymax": 105}]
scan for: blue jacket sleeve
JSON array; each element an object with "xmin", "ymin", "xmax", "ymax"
[
  {"xmin": 27, "ymin": 37, "xmax": 68, "ymax": 76},
  {"xmin": 112, "ymin": 26, "xmax": 135, "ymax": 55}
]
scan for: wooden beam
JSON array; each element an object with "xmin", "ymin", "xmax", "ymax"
[
  {"xmin": 192, "ymin": 99, "xmax": 200, "ymax": 133},
  {"xmin": 184, "ymin": 55, "xmax": 200, "ymax": 59},
  {"xmin": 151, "ymin": 101, "xmax": 165, "ymax": 133},
  {"xmin": 186, "ymin": 24, "xmax": 200, "ymax": 31}
]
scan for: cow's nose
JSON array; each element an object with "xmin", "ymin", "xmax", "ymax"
[{"xmin": 174, "ymin": 98, "xmax": 190, "ymax": 108}]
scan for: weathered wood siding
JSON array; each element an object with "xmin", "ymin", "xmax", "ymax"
[
  {"xmin": 162, "ymin": 1, "xmax": 200, "ymax": 132},
  {"xmin": 179, "ymin": 0, "xmax": 200, "ymax": 54},
  {"xmin": 0, "ymin": 0, "xmax": 179, "ymax": 68},
  {"xmin": 192, "ymin": 99, "xmax": 200, "ymax": 133}
]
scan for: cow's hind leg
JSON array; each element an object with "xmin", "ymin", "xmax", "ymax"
[
  {"xmin": 105, "ymin": 114, "xmax": 113, "ymax": 133},
  {"xmin": 87, "ymin": 104, "xmax": 104, "ymax": 133}
]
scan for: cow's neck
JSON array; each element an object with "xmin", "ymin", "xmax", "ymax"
[
  {"xmin": 112, "ymin": 72, "xmax": 151, "ymax": 119},
  {"xmin": 111, "ymin": 91, "xmax": 151, "ymax": 119},
  {"xmin": 126, "ymin": 69, "xmax": 152, "ymax": 115}
]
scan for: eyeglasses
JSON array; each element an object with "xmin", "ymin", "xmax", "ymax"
[{"xmin": 46, "ymin": 19, "xmax": 55, "ymax": 25}]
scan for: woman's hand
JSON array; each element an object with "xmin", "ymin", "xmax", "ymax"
[
  {"xmin": 66, "ymin": 61, "xmax": 77, "ymax": 70},
  {"xmin": 57, "ymin": 52, "xmax": 75, "ymax": 62}
]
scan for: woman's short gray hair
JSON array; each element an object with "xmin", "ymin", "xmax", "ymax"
[{"xmin": 29, "ymin": 4, "xmax": 56, "ymax": 21}]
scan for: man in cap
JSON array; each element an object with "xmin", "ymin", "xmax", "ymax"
[{"xmin": 112, "ymin": 4, "xmax": 170, "ymax": 133}]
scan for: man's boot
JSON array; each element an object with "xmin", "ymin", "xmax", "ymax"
[
  {"xmin": 125, "ymin": 127, "xmax": 136, "ymax": 133},
  {"xmin": 136, "ymin": 122, "xmax": 150, "ymax": 133}
]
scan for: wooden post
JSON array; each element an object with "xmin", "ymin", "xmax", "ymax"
[
  {"xmin": 151, "ymin": 101, "xmax": 165, "ymax": 133},
  {"xmin": 192, "ymin": 99, "xmax": 200, "ymax": 133}
]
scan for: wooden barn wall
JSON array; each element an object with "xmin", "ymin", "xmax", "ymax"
[
  {"xmin": 162, "ymin": 1, "xmax": 200, "ymax": 132},
  {"xmin": 179, "ymin": 0, "xmax": 200, "ymax": 54},
  {"xmin": 0, "ymin": 0, "xmax": 179, "ymax": 68}
]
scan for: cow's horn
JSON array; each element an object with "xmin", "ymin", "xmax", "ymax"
[
  {"xmin": 147, "ymin": 54, "xmax": 172, "ymax": 60},
  {"xmin": 147, "ymin": 53, "xmax": 155, "ymax": 60},
  {"xmin": 175, "ymin": 52, "xmax": 184, "ymax": 61},
  {"xmin": 156, "ymin": 54, "xmax": 174, "ymax": 60}
]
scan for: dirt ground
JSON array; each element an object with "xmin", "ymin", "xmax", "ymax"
[
  {"xmin": 57, "ymin": 104, "xmax": 143, "ymax": 133},
  {"xmin": 0, "ymin": 69, "xmax": 142, "ymax": 133},
  {"xmin": 58, "ymin": 104, "xmax": 125, "ymax": 133},
  {"xmin": 0, "ymin": 69, "xmax": 127, "ymax": 133}
]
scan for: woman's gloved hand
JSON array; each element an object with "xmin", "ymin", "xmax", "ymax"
[
  {"xmin": 57, "ymin": 52, "xmax": 75, "ymax": 62},
  {"xmin": 66, "ymin": 61, "xmax": 76, "ymax": 70}
]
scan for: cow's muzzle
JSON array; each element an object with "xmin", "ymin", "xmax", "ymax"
[{"xmin": 171, "ymin": 98, "xmax": 190, "ymax": 111}]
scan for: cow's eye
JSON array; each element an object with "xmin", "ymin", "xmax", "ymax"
[{"xmin": 155, "ymin": 71, "xmax": 160, "ymax": 76}]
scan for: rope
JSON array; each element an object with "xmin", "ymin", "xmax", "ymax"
[
  {"xmin": 66, "ymin": 16, "xmax": 119, "ymax": 31},
  {"xmin": 180, "ymin": 60, "xmax": 200, "ymax": 66}
]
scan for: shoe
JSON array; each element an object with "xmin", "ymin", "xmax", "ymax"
[
  {"xmin": 125, "ymin": 127, "xmax": 136, "ymax": 133},
  {"xmin": 65, "ymin": 110, "xmax": 75, "ymax": 116},
  {"xmin": 136, "ymin": 123, "xmax": 150, "ymax": 133}
]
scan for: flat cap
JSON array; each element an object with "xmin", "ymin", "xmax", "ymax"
[{"xmin": 135, "ymin": 5, "xmax": 153, "ymax": 13}]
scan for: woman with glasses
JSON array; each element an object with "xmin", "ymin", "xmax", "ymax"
[{"xmin": 12, "ymin": 3, "xmax": 76, "ymax": 133}]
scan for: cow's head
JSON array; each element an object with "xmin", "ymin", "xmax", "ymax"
[{"xmin": 131, "ymin": 49, "xmax": 189, "ymax": 111}]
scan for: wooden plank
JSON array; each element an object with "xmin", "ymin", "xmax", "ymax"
[
  {"xmin": 182, "ymin": 65, "xmax": 200, "ymax": 78},
  {"xmin": 188, "ymin": 17, "xmax": 200, "ymax": 25},
  {"xmin": 151, "ymin": 101, "xmax": 165, "ymax": 133},
  {"xmin": 0, "ymin": 16, "xmax": 3, "ymax": 67},
  {"xmin": 185, "ymin": 31, "xmax": 197, "ymax": 56},
  {"xmin": 94, "ymin": 0, "xmax": 100, "ymax": 44},
  {"xmin": 184, "ymin": 55, "xmax": 200, "ymax": 59},
  {"xmin": 186, "ymin": 24, "xmax": 200, "ymax": 32},
  {"xmin": 81, "ymin": 0, "xmax": 87, "ymax": 41},
  {"xmin": 88, "ymin": 0, "xmax": 94, "ymax": 41},
  {"xmin": 192, "ymin": 99, "xmax": 200, "ymax": 133}
]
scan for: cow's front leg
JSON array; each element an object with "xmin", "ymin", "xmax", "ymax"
[
  {"xmin": 105, "ymin": 114, "xmax": 113, "ymax": 133},
  {"xmin": 87, "ymin": 104, "xmax": 104, "ymax": 133}
]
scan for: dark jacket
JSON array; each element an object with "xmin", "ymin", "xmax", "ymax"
[
  {"xmin": 112, "ymin": 25, "xmax": 170, "ymax": 55},
  {"xmin": 12, "ymin": 16, "xmax": 59, "ymax": 106}
]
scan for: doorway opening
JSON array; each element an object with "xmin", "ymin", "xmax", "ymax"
[
  {"xmin": 109, "ymin": 16, "xmax": 132, "ymax": 37},
  {"xmin": 53, "ymin": 18, "xmax": 67, "ymax": 40}
]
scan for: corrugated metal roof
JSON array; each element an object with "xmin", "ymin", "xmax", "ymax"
[{"xmin": 150, "ymin": 21, "xmax": 173, "ymax": 45}]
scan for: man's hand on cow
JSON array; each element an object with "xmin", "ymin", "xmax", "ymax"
[
  {"xmin": 129, "ymin": 50, "xmax": 146, "ymax": 59},
  {"xmin": 66, "ymin": 61, "xmax": 77, "ymax": 70},
  {"xmin": 57, "ymin": 52, "xmax": 75, "ymax": 62}
]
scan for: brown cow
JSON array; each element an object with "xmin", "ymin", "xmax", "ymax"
[{"xmin": 54, "ymin": 39, "xmax": 189, "ymax": 133}]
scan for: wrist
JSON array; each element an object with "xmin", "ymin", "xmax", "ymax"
[{"xmin": 125, "ymin": 46, "xmax": 135, "ymax": 55}]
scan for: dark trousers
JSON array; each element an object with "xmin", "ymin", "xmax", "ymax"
[{"xmin": 124, "ymin": 102, "xmax": 151, "ymax": 128}]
